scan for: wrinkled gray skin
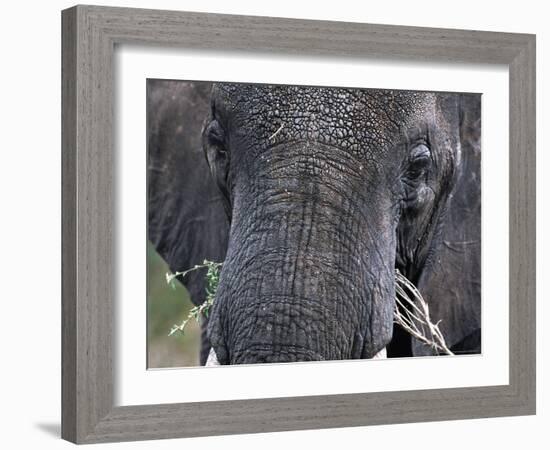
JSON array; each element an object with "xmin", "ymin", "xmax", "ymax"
[{"xmin": 147, "ymin": 80, "xmax": 481, "ymax": 365}]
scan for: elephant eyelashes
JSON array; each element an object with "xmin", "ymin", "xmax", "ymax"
[
  {"xmin": 205, "ymin": 119, "xmax": 227, "ymax": 152},
  {"xmin": 405, "ymin": 144, "xmax": 432, "ymax": 182},
  {"xmin": 203, "ymin": 118, "xmax": 232, "ymax": 218}
]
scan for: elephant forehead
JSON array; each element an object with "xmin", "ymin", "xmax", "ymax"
[{"xmin": 214, "ymin": 83, "xmax": 435, "ymax": 155}]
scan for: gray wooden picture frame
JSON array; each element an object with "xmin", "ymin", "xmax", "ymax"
[{"xmin": 61, "ymin": 5, "xmax": 536, "ymax": 444}]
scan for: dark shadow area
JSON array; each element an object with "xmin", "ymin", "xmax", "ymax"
[{"xmin": 35, "ymin": 422, "xmax": 61, "ymax": 438}]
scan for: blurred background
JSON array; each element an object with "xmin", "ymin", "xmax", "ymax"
[{"xmin": 147, "ymin": 242, "xmax": 201, "ymax": 368}]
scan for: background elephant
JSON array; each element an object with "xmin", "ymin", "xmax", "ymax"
[{"xmin": 147, "ymin": 79, "xmax": 481, "ymax": 365}]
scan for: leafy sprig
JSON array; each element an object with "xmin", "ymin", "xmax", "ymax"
[{"xmin": 167, "ymin": 260, "xmax": 222, "ymax": 336}]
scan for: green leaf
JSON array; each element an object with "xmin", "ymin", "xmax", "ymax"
[{"xmin": 167, "ymin": 260, "xmax": 223, "ymax": 337}]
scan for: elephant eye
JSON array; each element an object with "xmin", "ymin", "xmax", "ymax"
[
  {"xmin": 406, "ymin": 144, "xmax": 431, "ymax": 180},
  {"xmin": 206, "ymin": 119, "xmax": 227, "ymax": 153}
]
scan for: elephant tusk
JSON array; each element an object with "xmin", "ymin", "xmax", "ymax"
[
  {"xmin": 372, "ymin": 347, "xmax": 387, "ymax": 359},
  {"xmin": 206, "ymin": 348, "xmax": 220, "ymax": 366}
]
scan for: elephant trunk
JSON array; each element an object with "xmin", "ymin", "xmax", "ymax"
[
  {"xmin": 207, "ymin": 143, "xmax": 396, "ymax": 364},
  {"xmin": 207, "ymin": 211, "xmax": 395, "ymax": 365},
  {"xmin": 208, "ymin": 252, "xmax": 361, "ymax": 364}
]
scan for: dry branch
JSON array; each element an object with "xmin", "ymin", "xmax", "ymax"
[{"xmin": 394, "ymin": 270, "xmax": 454, "ymax": 356}]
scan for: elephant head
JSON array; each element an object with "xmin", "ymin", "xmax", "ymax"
[{"xmin": 147, "ymin": 80, "xmax": 481, "ymax": 365}]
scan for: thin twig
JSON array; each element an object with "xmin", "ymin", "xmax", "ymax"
[
  {"xmin": 394, "ymin": 270, "xmax": 454, "ymax": 355},
  {"xmin": 268, "ymin": 122, "xmax": 285, "ymax": 141}
]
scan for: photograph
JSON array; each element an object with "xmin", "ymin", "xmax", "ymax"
[{"xmin": 146, "ymin": 80, "xmax": 481, "ymax": 368}]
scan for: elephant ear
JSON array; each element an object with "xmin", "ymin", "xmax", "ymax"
[
  {"xmin": 412, "ymin": 93, "xmax": 482, "ymax": 356},
  {"xmin": 147, "ymin": 79, "xmax": 230, "ymax": 306}
]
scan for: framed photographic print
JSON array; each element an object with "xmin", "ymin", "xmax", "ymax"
[{"xmin": 61, "ymin": 5, "xmax": 536, "ymax": 444}]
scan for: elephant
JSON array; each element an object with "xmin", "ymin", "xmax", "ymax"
[{"xmin": 147, "ymin": 79, "xmax": 481, "ymax": 365}]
